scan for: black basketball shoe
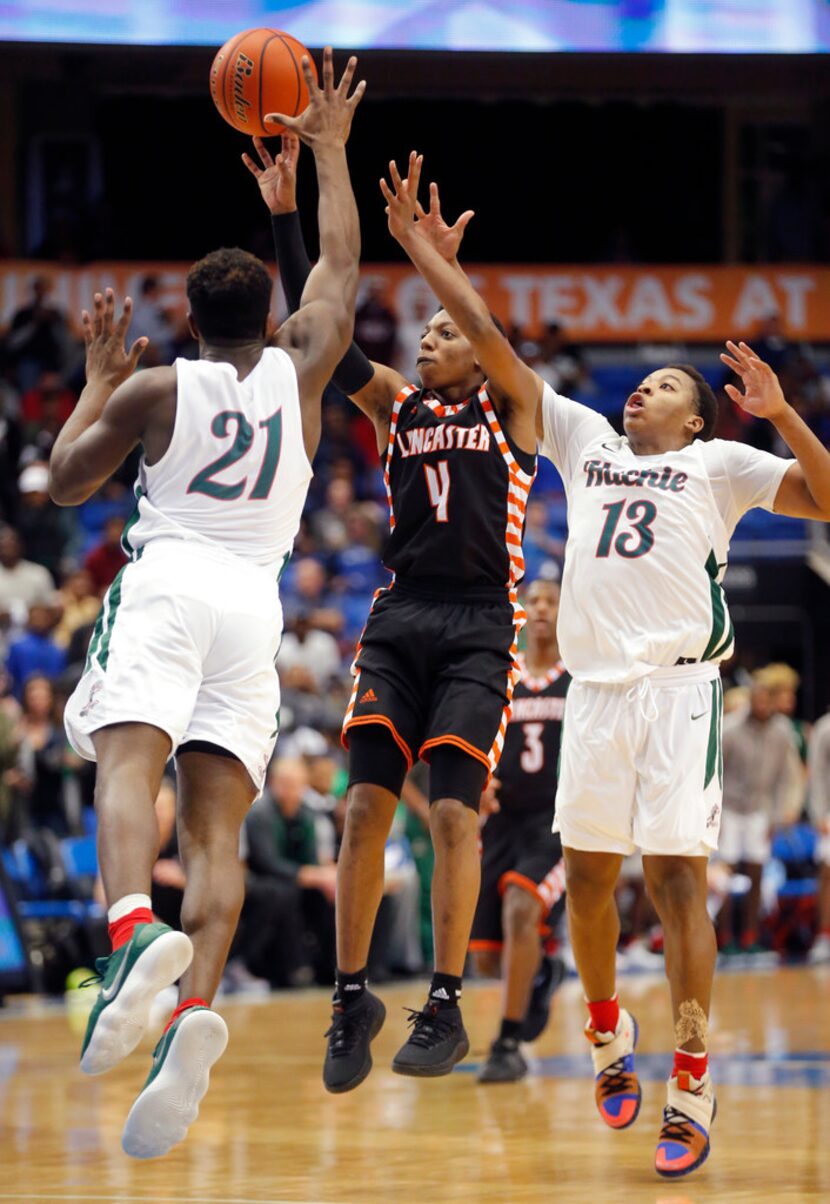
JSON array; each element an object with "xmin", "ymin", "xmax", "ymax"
[
  {"xmin": 391, "ymin": 1003, "xmax": 470, "ymax": 1077},
  {"xmin": 477, "ymin": 1035, "xmax": 529, "ymax": 1083},
  {"xmin": 519, "ymin": 954, "xmax": 567, "ymax": 1043},
  {"xmin": 323, "ymin": 990, "xmax": 386, "ymax": 1094}
]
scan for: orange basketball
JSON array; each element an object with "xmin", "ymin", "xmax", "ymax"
[{"xmin": 210, "ymin": 28, "xmax": 317, "ymax": 137}]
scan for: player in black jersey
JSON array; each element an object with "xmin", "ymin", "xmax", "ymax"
[
  {"xmin": 244, "ymin": 139, "xmax": 539, "ymax": 1090},
  {"xmin": 471, "ymin": 578, "xmax": 569, "ymax": 1082}
]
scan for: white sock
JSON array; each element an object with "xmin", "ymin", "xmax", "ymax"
[{"xmin": 108, "ymin": 893, "xmax": 152, "ymax": 923}]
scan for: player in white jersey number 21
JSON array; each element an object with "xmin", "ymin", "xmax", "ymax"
[
  {"xmin": 380, "ymin": 151, "xmax": 830, "ymax": 1182},
  {"xmin": 48, "ymin": 49, "xmax": 365, "ymax": 1160}
]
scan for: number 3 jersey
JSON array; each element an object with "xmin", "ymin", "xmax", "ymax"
[
  {"xmin": 495, "ymin": 656, "xmax": 570, "ymax": 815},
  {"xmin": 541, "ymin": 383, "xmax": 793, "ymax": 683},
  {"xmin": 383, "ymin": 385, "xmax": 537, "ymax": 590},
  {"xmin": 124, "ymin": 349, "xmax": 312, "ymax": 575}
]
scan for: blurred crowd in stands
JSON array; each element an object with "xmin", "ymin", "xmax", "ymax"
[{"xmin": 1, "ymin": 271, "xmax": 830, "ymax": 996}]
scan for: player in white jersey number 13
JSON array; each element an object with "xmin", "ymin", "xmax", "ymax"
[
  {"xmin": 380, "ymin": 151, "xmax": 830, "ymax": 1181},
  {"xmin": 48, "ymin": 49, "xmax": 365, "ymax": 1160}
]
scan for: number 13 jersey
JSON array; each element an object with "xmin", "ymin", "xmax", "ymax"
[
  {"xmin": 126, "ymin": 349, "xmax": 312, "ymax": 575},
  {"xmin": 383, "ymin": 385, "xmax": 536, "ymax": 590},
  {"xmin": 540, "ymin": 383, "xmax": 793, "ymax": 683}
]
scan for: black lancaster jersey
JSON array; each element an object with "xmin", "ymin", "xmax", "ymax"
[
  {"xmin": 495, "ymin": 657, "xmax": 570, "ymax": 814},
  {"xmin": 382, "ymin": 385, "xmax": 536, "ymax": 591}
]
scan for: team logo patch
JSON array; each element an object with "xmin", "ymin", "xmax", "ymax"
[
  {"xmin": 79, "ymin": 680, "xmax": 104, "ymax": 719},
  {"xmin": 706, "ymin": 803, "xmax": 721, "ymax": 829}
]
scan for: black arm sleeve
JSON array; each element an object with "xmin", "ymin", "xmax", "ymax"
[{"xmin": 271, "ymin": 212, "xmax": 375, "ymax": 396}]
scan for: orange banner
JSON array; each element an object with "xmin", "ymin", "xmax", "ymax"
[{"xmin": 1, "ymin": 261, "xmax": 828, "ymax": 343}]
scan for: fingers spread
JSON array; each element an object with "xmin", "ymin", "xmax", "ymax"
[
  {"xmin": 720, "ymin": 353, "xmax": 743, "ymax": 375},
  {"xmin": 300, "ymin": 54, "xmax": 318, "ymax": 93},
  {"xmin": 429, "ymin": 181, "xmax": 441, "ymax": 216},
  {"xmin": 252, "ymin": 135, "xmax": 274, "ymax": 167},
  {"xmin": 115, "ymin": 295, "xmax": 133, "ymax": 340},
  {"xmin": 348, "ymin": 79, "xmax": 367, "ymax": 109},
  {"xmin": 320, "ymin": 45, "xmax": 334, "ymax": 94},
  {"xmin": 724, "ymin": 383, "xmax": 743, "ymax": 404},
  {"xmin": 337, "ymin": 54, "xmax": 357, "ymax": 95},
  {"xmin": 241, "ymin": 153, "xmax": 262, "ymax": 177}
]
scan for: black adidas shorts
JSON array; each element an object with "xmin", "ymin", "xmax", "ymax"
[
  {"xmin": 342, "ymin": 581, "xmax": 519, "ymax": 780},
  {"xmin": 470, "ymin": 808, "xmax": 566, "ymax": 949}
]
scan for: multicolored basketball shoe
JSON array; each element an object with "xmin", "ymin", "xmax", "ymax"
[
  {"xmin": 121, "ymin": 1005, "xmax": 228, "ymax": 1159},
  {"xmin": 585, "ymin": 1007, "xmax": 642, "ymax": 1129},
  {"xmin": 655, "ymin": 1069, "xmax": 716, "ymax": 1178},
  {"xmin": 80, "ymin": 923, "xmax": 193, "ymax": 1075}
]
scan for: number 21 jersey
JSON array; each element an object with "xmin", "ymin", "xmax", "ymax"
[
  {"xmin": 383, "ymin": 385, "xmax": 536, "ymax": 590},
  {"xmin": 125, "ymin": 349, "xmax": 312, "ymax": 576},
  {"xmin": 540, "ymin": 383, "xmax": 792, "ymax": 683}
]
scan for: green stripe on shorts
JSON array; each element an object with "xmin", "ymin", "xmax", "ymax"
[{"xmin": 97, "ymin": 565, "xmax": 127, "ymax": 672}]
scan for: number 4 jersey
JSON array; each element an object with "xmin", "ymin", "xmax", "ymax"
[
  {"xmin": 541, "ymin": 384, "xmax": 793, "ymax": 683},
  {"xmin": 124, "ymin": 350, "xmax": 312, "ymax": 575},
  {"xmin": 383, "ymin": 385, "xmax": 537, "ymax": 589}
]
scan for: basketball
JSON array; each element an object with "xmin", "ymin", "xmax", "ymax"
[{"xmin": 210, "ymin": 28, "xmax": 317, "ymax": 137}]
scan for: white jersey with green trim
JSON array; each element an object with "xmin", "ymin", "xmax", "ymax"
[
  {"xmin": 540, "ymin": 383, "xmax": 793, "ymax": 683},
  {"xmin": 124, "ymin": 349, "xmax": 312, "ymax": 576}
]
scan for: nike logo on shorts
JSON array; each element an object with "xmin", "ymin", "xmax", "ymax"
[{"xmin": 691, "ymin": 711, "xmax": 708, "ymax": 721}]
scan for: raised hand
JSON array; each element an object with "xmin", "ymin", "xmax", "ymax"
[
  {"xmin": 380, "ymin": 152, "xmax": 423, "ymax": 243},
  {"xmin": 264, "ymin": 46, "xmax": 365, "ymax": 150},
  {"xmin": 381, "ymin": 151, "xmax": 474, "ymax": 259},
  {"xmin": 82, "ymin": 289, "xmax": 148, "ymax": 389},
  {"xmin": 720, "ymin": 340, "xmax": 788, "ymax": 420},
  {"xmin": 242, "ymin": 133, "xmax": 300, "ymax": 215}
]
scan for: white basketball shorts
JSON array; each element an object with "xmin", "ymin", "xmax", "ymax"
[
  {"xmin": 64, "ymin": 539, "xmax": 283, "ymax": 792},
  {"xmin": 555, "ymin": 664, "xmax": 723, "ymax": 858}
]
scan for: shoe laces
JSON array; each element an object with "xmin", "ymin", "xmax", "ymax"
[
  {"xmin": 324, "ymin": 1004, "xmax": 371, "ymax": 1058},
  {"xmin": 597, "ymin": 1056, "xmax": 634, "ymax": 1098},
  {"xmin": 402, "ymin": 1004, "xmax": 456, "ymax": 1048},
  {"xmin": 78, "ymin": 956, "xmax": 110, "ymax": 989},
  {"xmin": 660, "ymin": 1105, "xmax": 698, "ymax": 1143}
]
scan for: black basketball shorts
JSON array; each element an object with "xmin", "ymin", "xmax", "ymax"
[
  {"xmin": 342, "ymin": 581, "xmax": 522, "ymax": 780},
  {"xmin": 470, "ymin": 808, "xmax": 566, "ymax": 949}
]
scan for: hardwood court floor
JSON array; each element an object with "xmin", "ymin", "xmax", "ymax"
[{"xmin": 1, "ymin": 965, "xmax": 829, "ymax": 1204}]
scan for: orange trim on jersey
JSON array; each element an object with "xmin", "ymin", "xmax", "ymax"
[
  {"xmin": 516, "ymin": 655, "xmax": 567, "ymax": 693},
  {"xmin": 383, "ymin": 384, "xmax": 418, "ymax": 536},
  {"xmin": 469, "ymin": 939, "xmax": 504, "ymax": 953},
  {"xmin": 342, "ymin": 714, "xmax": 414, "ymax": 772}
]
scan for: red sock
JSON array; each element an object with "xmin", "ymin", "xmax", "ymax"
[
  {"xmin": 587, "ymin": 995, "xmax": 620, "ymax": 1035},
  {"xmin": 673, "ymin": 1048, "xmax": 708, "ymax": 1082},
  {"xmin": 108, "ymin": 907, "xmax": 153, "ymax": 951},
  {"xmin": 164, "ymin": 997, "xmax": 209, "ymax": 1033}
]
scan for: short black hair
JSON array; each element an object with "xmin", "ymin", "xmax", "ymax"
[
  {"xmin": 186, "ymin": 248, "xmax": 273, "ymax": 341},
  {"xmin": 666, "ymin": 363, "xmax": 718, "ymax": 441}
]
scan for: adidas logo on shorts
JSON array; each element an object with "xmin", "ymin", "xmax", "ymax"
[{"xmin": 359, "ymin": 688, "xmax": 378, "ymax": 704}]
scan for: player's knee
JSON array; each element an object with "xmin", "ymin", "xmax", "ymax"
[
  {"xmin": 648, "ymin": 862, "xmax": 704, "ymax": 922},
  {"xmin": 343, "ymin": 786, "xmax": 392, "ymax": 841},
  {"xmin": 565, "ymin": 858, "xmax": 618, "ymax": 917},
  {"xmin": 474, "ymin": 950, "xmax": 501, "ymax": 977},
  {"xmin": 430, "ymin": 797, "xmax": 476, "ymax": 851},
  {"xmin": 502, "ymin": 884, "xmax": 542, "ymax": 936}
]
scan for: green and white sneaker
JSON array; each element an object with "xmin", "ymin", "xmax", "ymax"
[
  {"xmin": 80, "ymin": 923, "xmax": 193, "ymax": 1076},
  {"xmin": 121, "ymin": 1006, "xmax": 228, "ymax": 1159}
]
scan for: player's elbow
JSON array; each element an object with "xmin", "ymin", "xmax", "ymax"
[{"xmin": 48, "ymin": 460, "xmax": 88, "ymax": 506}]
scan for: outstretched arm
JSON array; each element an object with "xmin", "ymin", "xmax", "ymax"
[
  {"xmin": 381, "ymin": 152, "xmax": 541, "ymax": 452},
  {"xmin": 721, "ymin": 340, "xmax": 830, "ymax": 520},
  {"xmin": 49, "ymin": 290, "xmax": 167, "ymax": 505},
  {"xmin": 260, "ymin": 48, "xmax": 365, "ymax": 460},
  {"xmin": 243, "ymin": 129, "xmax": 406, "ymax": 453}
]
